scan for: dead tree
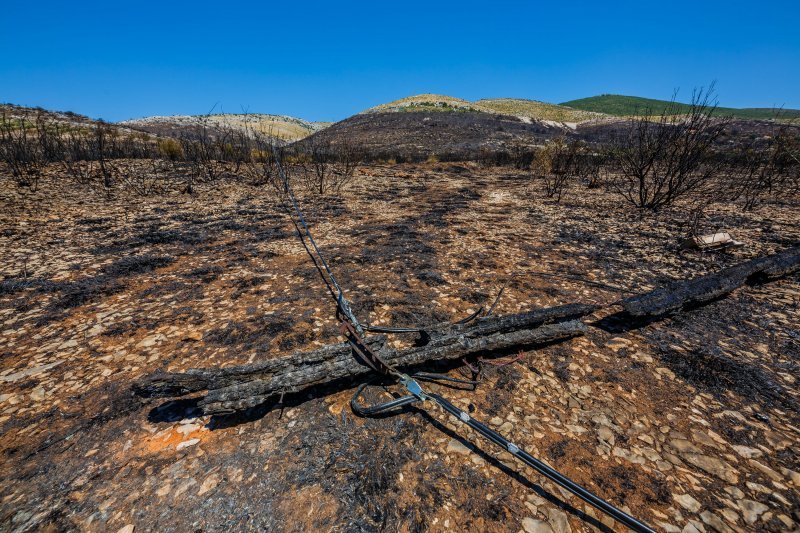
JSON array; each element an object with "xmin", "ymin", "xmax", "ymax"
[
  {"xmin": 92, "ymin": 121, "xmax": 117, "ymax": 189},
  {"xmin": 330, "ymin": 139, "xmax": 363, "ymax": 190},
  {"xmin": 609, "ymin": 86, "xmax": 729, "ymax": 210},
  {"xmin": 302, "ymin": 136, "xmax": 334, "ymax": 194},
  {"xmin": 0, "ymin": 110, "xmax": 44, "ymax": 189},
  {"xmin": 533, "ymin": 136, "xmax": 581, "ymax": 202},
  {"xmin": 726, "ymin": 123, "xmax": 800, "ymax": 210}
]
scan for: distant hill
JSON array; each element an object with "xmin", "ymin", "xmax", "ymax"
[
  {"xmin": 561, "ymin": 95, "xmax": 800, "ymax": 120},
  {"xmin": 362, "ymin": 94, "xmax": 606, "ymax": 123},
  {"xmin": 2, "ymin": 103, "xmax": 113, "ymax": 129},
  {"xmin": 120, "ymin": 114, "xmax": 327, "ymax": 142},
  {"xmin": 298, "ymin": 110, "xmax": 571, "ymax": 161},
  {"xmin": 477, "ymin": 98, "xmax": 605, "ymax": 123},
  {"xmin": 362, "ymin": 94, "xmax": 491, "ymax": 114}
]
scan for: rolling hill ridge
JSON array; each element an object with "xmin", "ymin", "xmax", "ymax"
[{"xmin": 561, "ymin": 94, "xmax": 800, "ymax": 120}]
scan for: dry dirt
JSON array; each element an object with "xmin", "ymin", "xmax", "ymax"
[{"xmin": 1, "ymin": 163, "xmax": 799, "ymax": 532}]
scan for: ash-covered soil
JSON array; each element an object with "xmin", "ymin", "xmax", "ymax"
[{"xmin": 1, "ymin": 164, "xmax": 798, "ymax": 532}]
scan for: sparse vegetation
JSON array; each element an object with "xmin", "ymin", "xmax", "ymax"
[
  {"xmin": 607, "ymin": 87, "xmax": 729, "ymax": 211},
  {"xmin": 531, "ymin": 137, "xmax": 585, "ymax": 202},
  {"xmin": 562, "ymin": 94, "xmax": 800, "ymax": 120}
]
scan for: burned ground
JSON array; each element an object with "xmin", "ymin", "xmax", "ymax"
[
  {"xmin": 299, "ymin": 112, "xmax": 800, "ymax": 164},
  {"xmin": 301, "ymin": 111, "xmax": 566, "ymax": 161},
  {"xmin": 1, "ymin": 164, "xmax": 799, "ymax": 532}
]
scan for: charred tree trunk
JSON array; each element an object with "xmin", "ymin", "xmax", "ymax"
[
  {"xmin": 134, "ymin": 304, "xmax": 597, "ymax": 415},
  {"xmin": 621, "ymin": 246, "xmax": 800, "ymax": 318}
]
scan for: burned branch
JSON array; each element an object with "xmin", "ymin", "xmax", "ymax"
[
  {"xmin": 621, "ymin": 246, "xmax": 800, "ymax": 318},
  {"xmin": 134, "ymin": 304, "xmax": 596, "ymax": 414}
]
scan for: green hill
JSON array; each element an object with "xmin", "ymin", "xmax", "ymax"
[{"xmin": 561, "ymin": 94, "xmax": 800, "ymax": 120}]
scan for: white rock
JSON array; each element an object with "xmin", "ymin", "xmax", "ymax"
[
  {"xmin": 738, "ymin": 499, "xmax": 768, "ymax": 525},
  {"xmin": 732, "ymin": 445, "xmax": 762, "ymax": 458},
  {"xmin": 176, "ymin": 438, "xmax": 200, "ymax": 451},
  {"xmin": 446, "ymin": 438, "xmax": 470, "ymax": 455},
  {"xmin": 675, "ymin": 494, "xmax": 702, "ymax": 513},
  {"xmin": 522, "ymin": 517, "xmax": 553, "ymax": 533}
]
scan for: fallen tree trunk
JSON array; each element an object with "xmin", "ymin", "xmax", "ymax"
[
  {"xmin": 134, "ymin": 303, "xmax": 596, "ymax": 415},
  {"xmin": 621, "ymin": 245, "xmax": 800, "ymax": 318}
]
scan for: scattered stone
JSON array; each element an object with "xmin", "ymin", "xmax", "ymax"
[
  {"xmin": 738, "ymin": 500, "xmax": 768, "ymax": 525},
  {"xmin": 699, "ymin": 511, "xmax": 726, "ymax": 532},
  {"xmin": 682, "ymin": 519, "xmax": 705, "ymax": 533},
  {"xmin": 176, "ymin": 423, "xmax": 201, "ymax": 435},
  {"xmin": 198, "ymin": 473, "xmax": 220, "ymax": 496},
  {"xmin": 732, "ymin": 445, "xmax": 762, "ymax": 459},
  {"xmin": 184, "ymin": 331, "xmax": 203, "ymax": 341},
  {"xmin": 447, "ymin": 439, "xmax": 470, "ymax": 455},
  {"xmin": 682, "ymin": 453, "xmax": 738, "ymax": 483},
  {"xmin": 675, "ymin": 494, "xmax": 701, "ymax": 513},
  {"xmin": 545, "ymin": 508, "xmax": 571, "ymax": 533},
  {"xmin": 176, "ymin": 438, "xmax": 200, "ymax": 451},
  {"xmin": 597, "ymin": 425, "xmax": 615, "ymax": 446},
  {"xmin": 522, "ymin": 517, "xmax": 553, "ymax": 533},
  {"xmin": 605, "ymin": 337, "xmax": 630, "ymax": 352},
  {"xmin": 117, "ymin": 525, "xmax": 134, "ymax": 533}
]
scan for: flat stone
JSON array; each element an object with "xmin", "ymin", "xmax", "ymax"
[
  {"xmin": 732, "ymin": 445, "xmax": 762, "ymax": 459},
  {"xmin": 0, "ymin": 361, "xmax": 63, "ymax": 383},
  {"xmin": 779, "ymin": 467, "xmax": 800, "ymax": 486},
  {"xmin": 447, "ymin": 438, "xmax": 470, "ymax": 455},
  {"xmin": 719, "ymin": 508, "xmax": 739, "ymax": 524},
  {"xmin": 117, "ymin": 526, "xmax": 134, "ymax": 533},
  {"xmin": 675, "ymin": 494, "xmax": 701, "ymax": 513},
  {"xmin": 597, "ymin": 425, "xmax": 615, "ymax": 445},
  {"xmin": 176, "ymin": 423, "xmax": 201, "ymax": 435},
  {"xmin": 605, "ymin": 337, "xmax": 630, "ymax": 352},
  {"xmin": 613, "ymin": 447, "xmax": 646, "ymax": 465},
  {"xmin": 724, "ymin": 486, "xmax": 744, "ymax": 499},
  {"xmin": 655, "ymin": 521, "xmax": 681, "ymax": 532},
  {"xmin": 699, "ymin": 511, "xmax": 726, "ymax": 532},
  {"xmin": 681, "ymin": 521, "xmax": 703, "ymax": 533},
  {"xmin": 682, "ymin": 453, "xmax": 738, "ymax": 483},
  {"xmin": 197, "ymin": 473, "xmax": 220, "ymax": 496},
  {"xmin": 522, "ymin": 518, "xmax": 553, "ymax": 533},
  {"xmin": 670, "ymin": 439, "xmax": 702, "ymax": 454},
  {"xmin": 184, "ymin": 331, "xmax": 203, "ymax": 341},
  {"xmin": 545, "ymin": 508, "xmax": 571, "ymax": 533},
  {"xmin": 176, "ymin": 438, "xmax": 200, "ymax": 451},
  {"xmin": 738, "ymin": 500, "xmax": 768, "ymax": 525},
  {"xmin": 748, "ymin": 459, "xmax": 782, "ymax": 481}
]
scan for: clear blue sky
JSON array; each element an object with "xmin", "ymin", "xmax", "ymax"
[{"xmin": 2, "ymin": 0, "xmax": 798, "ymax": 122}]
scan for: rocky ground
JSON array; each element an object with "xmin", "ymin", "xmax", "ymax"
[{"xmin": 1, "ymin": 164, "xmax": 798, "ymax": 532}]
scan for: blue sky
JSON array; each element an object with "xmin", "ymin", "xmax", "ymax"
[{"xmin": 2, "ymin": 1, "xmax": 798, "ymax": 122}]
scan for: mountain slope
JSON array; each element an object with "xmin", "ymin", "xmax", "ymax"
[
  {"xmin": 120, "ymin": 113, "xmax": 327, "ymax": 142},
  {"xmin": 561, "ymin": 95, "xmax": 800, "ymax": 120},
  {"xmin": 362, "ymin": 94, "xmax": 607, "ymax": 123},
  {"xmin": 477, "ymin": 98, "xmax": 605, "ymax": 123},
  {"xmin": 362, "ymin": 94, "xmax": 492, "ymax": 114},
  {"xmin": 298, "ymin": 110, "xmax": 568, "ymax": 161}
]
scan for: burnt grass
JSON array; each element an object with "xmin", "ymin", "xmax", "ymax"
[
  {"xmin": 30, "ymin": 255, "xmax": 176, "ymax": 324},
  {"xmin": 2, "ymin": 165, "xmax": 800, "ymax": 531},
  {"xmin": 645, "ymin": 290, "xmax": 800, "ymax": 420}
]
